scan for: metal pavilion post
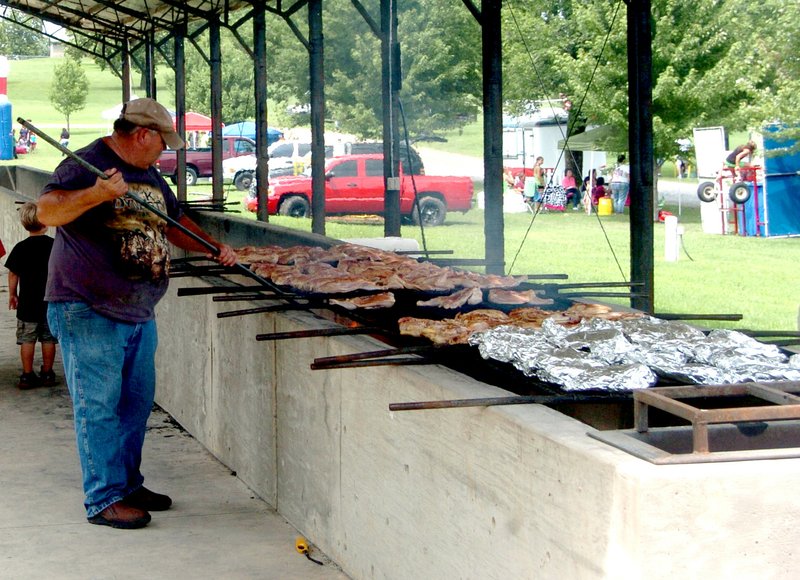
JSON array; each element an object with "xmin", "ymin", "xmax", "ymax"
[
  {"xmin": 253, "ymin": 6, "xmax": 270, "ymax": 223},
  {"xmin": 209, "ymin": 18, "xmax": 224, "ymax": 203},
  {"xmin": 482, "ymin": 0, "xmax": 504, "ymax": 275},
  {"xmin": 145, "ymin": 30, "xmax": 156, "ymax": 100},
  {"xmin": 174, "ymin": 26, "xmax": 187, "ymax": 202},
  {"xmin": 381, "ymin": 0, "xmax": 401, "ymax": 237},
  {"xmin": 627, "ymin": 0, "xmax": 655, "ymax": 313},
  {"xmin": 122, "ymin": 36, "xmax": 132, "ymax": 102},
  {"xmin": 309, "ymin": 0, "xmax": 326, "ymax": 236}
]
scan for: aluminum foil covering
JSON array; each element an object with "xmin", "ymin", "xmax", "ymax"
[{"xmin": 469, "ymin": 316, "xmax": 800, "ymax": 391}]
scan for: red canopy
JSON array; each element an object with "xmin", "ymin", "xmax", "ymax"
[{"xmin": 174, "ymin": 112, "xmax": 220, "ymax": 132}]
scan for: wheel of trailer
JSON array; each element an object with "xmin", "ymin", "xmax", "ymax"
[
  {"xmin": 279, "ymin": 196, "xmax": 310, "ymax": 218},
  {"xmin": 234, "ymin": 171, "xmax": 253, "ymax": 191},
  {"xmin": 185, "ymin": 166, "xmax": 198, "ymax": 186},
  {"xmin": 696, "ymin": 181, "xmax": 717, "ymax": 203},
  {"xmin": 411, "ymin": 197, "xmax": 447, "ymax": 227},
  {"xmin": 729, "ymin": 181, "xmax": 751, "ymax": 204}
]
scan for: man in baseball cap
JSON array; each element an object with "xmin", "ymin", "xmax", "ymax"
[
  {"xmin": 120, "ymin": 97, "xmax": 184, "ymax": 151},
  {"xmin": 36, "ymin": 96, "xmax": 236, "ymax": 530}
]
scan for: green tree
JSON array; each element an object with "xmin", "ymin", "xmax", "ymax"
[
  {"xmin": 175, "ymin": 3, "xmax": 482, "ymax": 139},
  {"xmin": 49, "ymin": 57, "xmax": 89, "ymax": 130},
  {"xmin": 0, "ymin": 11, "xmax": 48, "ymax": 57},
  {"xmin": 502, "ymin": 0, "xmax": 800, "ymax": 160},
  {"xmin": 320, "ymin": 0, "xmax": 482, "ymax": 138}
]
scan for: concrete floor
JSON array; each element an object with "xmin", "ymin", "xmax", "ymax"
[{"xmin": 0, "ymin": 285, "xmax": 348, "ymax": 580}]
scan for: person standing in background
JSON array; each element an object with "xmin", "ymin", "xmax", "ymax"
[
  {"xmin": 5, "ymin": 202, "xmax": 57, "ymax": 389},
  {"xmin": 561, "ymin": 168, "xmax": 581, "ymax": 211},
  {"xmin": 722, "ymin": 140, "xmax": 757, "ymax": 183},
  {"xmin": 609, "ymin": 154, "xmax": 630, "ymax": 214},
  {"xmin": 523, "ymin": 156, "xmax": 545, "ymax": 213},
  {"xmin": 59, "ymin": 128, "xmax": 70, "ymax": 154}
]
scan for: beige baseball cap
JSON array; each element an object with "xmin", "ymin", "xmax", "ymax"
[{"xmin": 120, "ymin": 97, "xmax": 184, "ymax": 150}]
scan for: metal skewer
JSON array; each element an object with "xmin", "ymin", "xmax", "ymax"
[{"xmin": 17, "ymin": 118, "xmax": 286, "ymax": 294}]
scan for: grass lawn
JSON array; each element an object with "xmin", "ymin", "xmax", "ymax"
[{"xmin": 3, "ymin": 58, "xmax": 799, "ymax": 334}]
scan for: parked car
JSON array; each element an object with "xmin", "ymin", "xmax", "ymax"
[
  {"xmin": 342, "ymin": 142, "xmax": 425, "ymax": 175},
  {"xmin": 155, "ymin": 136, "xmax": 256, "ymax": 186},
  {"xmin": 223, "ymin": 143, "xmax": 332, "ymax": 190},
  {"xmin": 244, "ymin": 153, "xmax": 473, "ymax": 226}
]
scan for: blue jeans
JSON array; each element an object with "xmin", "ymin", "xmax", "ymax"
[
  {"xmin": 47, "ymin": 302, "xmax": 157, "ymax": 517},
  {"xmin": 610, "ymin": 182, "xmax": 630, "ymax": 214}
]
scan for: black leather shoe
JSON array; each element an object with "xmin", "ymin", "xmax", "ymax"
[
  {"xmin": 125, "ymin": 486, "xmax": 172, "ymax": 511},
  {"xmin": 88, "ymin": 501, "xmax": 151, "ymax": 529}
]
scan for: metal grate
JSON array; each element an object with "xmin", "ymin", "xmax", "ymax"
[{"xmin": 590, "ymin": 380, "xmax": 800, "ymax": 464}]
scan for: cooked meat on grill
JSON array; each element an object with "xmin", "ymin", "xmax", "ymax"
[
  {"xmin": 252, "ymin": 263, "xmax": 295, "ymax": 279},
  {"xmin": 311, "ymin": 277, "xmax": 384, "ymax": 294},
  {"xmin": 235, "ymin": 245, "xmax": 282, "ymax": 264},
  {"xmin": 487, "ymin": 288, "xmax": 554, "ymax": 306},
  {"xmin": 239, "ymin": 243, "xmax": 540, "ymax": 296},
  {"xmin": 416, "ymin": 287, "xmax": 483, "ymax": 309},
  {"xmin": 455, "ymin": 309, "xmax": 510, "ymax": 325},
  {"xmin": 397, "ymin": 316, "xmax": 430, "ymax": 337},
  {"xmin": 564, "ymin": 302, "xmax": 613, "ymax": 317},
  {"xmin": 478, "ymin": 273, "xmax": 528, "ymax": 288},
  {"xmin": 398, "ymin": 312, "xmax": 506, "ymax": 345},
  {"xmin": 421, "ymin": 320, "xmax": 474, "ymax": 345},
  {"xmin": 338, "ymin": 263, "xmax": 406, "ymax": 289},
  {"xmin": 329, "ymin": 292, "xmax": 396, "ymax": 310},
  {"xmin": 506, "ymin": 307, "xmax": 554, "ymax": 328}
]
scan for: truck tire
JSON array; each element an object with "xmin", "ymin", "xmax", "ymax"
[
  {"xmin": 279, "ymin": 196, "xmax": 310, "ymax": 218},
  {"xmin": 234, "ymin": 171, "xmax": 253, "ymax": 191},
  {"xmin": 185, "ymin": 167, "xmax": 198, "ymax": 186},
  {"xmin": 411, "ymin": 196, "xmax": 447, "ymax": 227},
  {"xmin": 696, "ymin": 181, "xmax": 717, "ymax": 203},
  {"xmin": 729, "ymin": 182, "xmax": 751, "ymax": 204}
]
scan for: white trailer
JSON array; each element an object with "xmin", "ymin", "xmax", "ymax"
[{"xmin": 503, "ymin": 109, "xmax": 607, "ymax": 182}]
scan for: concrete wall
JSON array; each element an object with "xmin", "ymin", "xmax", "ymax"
[
  {"xmin": 154, "ymin": 292, "xmax": 800, "ymax": 580},
  {"xmin": 2, "ymin": 168, "xmax": 798, "ymax": 579}
]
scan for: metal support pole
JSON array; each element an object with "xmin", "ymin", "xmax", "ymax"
[
  {"xmin": 381, "ymin": 0, "xmax": 401, "ymax": 237},
  {"xmin": 309, "ymin": 0, "xmax": 326, "ymax": 235},
  {"xmin": 482, "ymin": 0, "xmax": 505, "ymax": 275},
  {"xmin": 174, "ymin": 29, "xmax": 187, "ymax": 202},
  {"xmin": 145, "ymin": 32, "xmax": 156, "ymax": 99},
  {"xmin": 253, "ymin": 7, "xmax": 270, "ymax": 223},
  {"xmin": 122, "ymin": 36, "xmax": 131, "ymax": 103},
  {"xmin": 210, "ymin": 19, "xmax": 224, "ymax": 202},
  {"xmin": 628, "ymin": 0, "xmax": 655, "ymax": 313}
]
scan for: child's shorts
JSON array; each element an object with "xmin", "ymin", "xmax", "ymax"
[{"xmin": 16, "ymin": 319, "xmax": 58, "ymax": 345}]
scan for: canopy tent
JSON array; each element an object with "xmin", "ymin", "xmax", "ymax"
[
  {"xmin": 176, "ymin": 112, "xmax": 215, "ymax": 132},
  {"xmin": 100, "ymin": 102, "xmax": 213, "ymax": 133},
  {"xmin": 222, "ymin": 121, "xmax": 283, "ymax": 145},
  {"xmin": 558, "ymin": 125, "xmax": 627, "ymax": 152}
]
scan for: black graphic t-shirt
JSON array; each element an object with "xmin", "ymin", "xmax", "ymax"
[{"xmin": 42, "ymin": 138, "xmax": 183, "ymax": 322}]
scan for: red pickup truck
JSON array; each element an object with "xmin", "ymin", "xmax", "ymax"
[
  {"xmin": 155, "ymin": 136, "xmax": 256, "ymax": 186},
  {"xmin": 245, "ymin": 154, "xmax": 473, "ymax": 226}
]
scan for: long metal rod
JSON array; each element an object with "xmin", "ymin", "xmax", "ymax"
[
  {"xmin": 18, "ymin": 118, "xmax": 287, "ymax": 294},
  {"xmin": 546, "ymin": 281, "xmax": 645, "ymax": 290},
  {"xmin": 256, "ymin": 326, "xmax": 386, "ymax": 341},
  {"xmin": 654, "ymin": 313, "xmax": 743, "ymax": 321},
  {"xmin": 19, "ymin": 118, "xmax": 222, "ymax": 256},
  {"xmin": 389, "ymin": 394, "xmax": 630, "ymax": 412}
]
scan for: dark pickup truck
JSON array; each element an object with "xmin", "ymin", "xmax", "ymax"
[
  {"xmin": 246, "ymin": 153, "xmax": 473, "ymax": 226},
  {"xmin": 155, "ymin": 136, "xmax": 256, "ymax": 186}
]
